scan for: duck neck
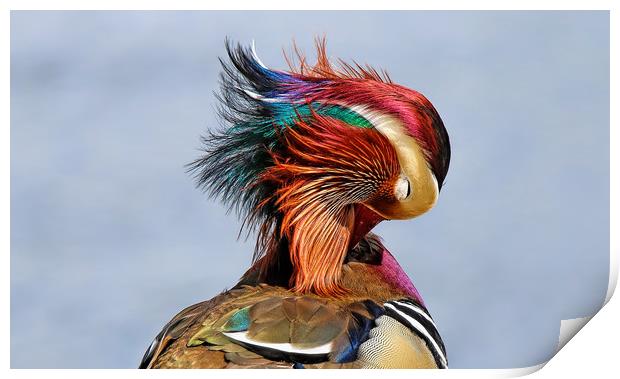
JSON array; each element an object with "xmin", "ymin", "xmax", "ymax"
[{"xmin": 237, "ymin": 204, "xmax": 386, "ymax": 292}]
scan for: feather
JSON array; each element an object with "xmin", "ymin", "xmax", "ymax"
[
  {"xmin": 139, "ymin": 301, "xmax": 207, "ymax": 368},
  {"xmin": 384, "ymin": 301, "xmax": 448, "ymax": 368},
  {"xmin": 356, "ymin": 315, "xmax": 437, "ymax": 368},
  {"xmin": 222, "ymin": 307, "xmax": 251, "ymax": 332}
]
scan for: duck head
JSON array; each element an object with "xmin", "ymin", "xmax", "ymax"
[{"xmin": 189, "ymin": 40, "xmax": 450, "ymax": 297}]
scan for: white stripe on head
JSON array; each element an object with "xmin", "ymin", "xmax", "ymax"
[
  {"xmin": 251, "ymin": 40, "xmax": 269, "ymax": 69},
  {"xmin": 240, "ymin": 87, "xmax": 281, "ymax": 103},
  {"xmin": 344, "ymin": 104, "xmax": 380, "ymax": 126}
]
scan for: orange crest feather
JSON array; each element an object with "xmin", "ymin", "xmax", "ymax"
[{"xmin": 258, "ymin": 111, "xmax": 400, "ymax": 296}]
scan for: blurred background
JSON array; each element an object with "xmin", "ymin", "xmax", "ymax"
[{"xmin": 10, "ymin": 11, "xmax": 609, "ymax": 368}]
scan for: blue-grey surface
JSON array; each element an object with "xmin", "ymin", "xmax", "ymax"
[{"xmin": 10, "ymin": 11, "xmax": 609, "ymax": 368}]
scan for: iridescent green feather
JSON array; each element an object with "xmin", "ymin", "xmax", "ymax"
[{"xmin": 187, "ymin": 43, "xmax": 373, "ymax": 240}]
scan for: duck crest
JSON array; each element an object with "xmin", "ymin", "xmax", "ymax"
[{"xmin": 188, "ymin": 40, "xmax": 449, "ymax": 297}]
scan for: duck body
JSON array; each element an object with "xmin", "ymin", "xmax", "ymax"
[{"xmin": 140, "ymin": 235, "xmax": 447, "ymax": 369}]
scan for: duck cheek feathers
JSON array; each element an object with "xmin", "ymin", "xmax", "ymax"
[
  {"xmin": 364, "ymin": 163, "xmax": 438, "ymax": 221},
  {"xmin": 372, "ymin": 118, "xmax": 440, "ymax": 220}
]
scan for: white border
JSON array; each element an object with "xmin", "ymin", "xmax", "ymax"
[{"xmin": 2, "ymin": 1, "xmax": 617, "ymax": 378}]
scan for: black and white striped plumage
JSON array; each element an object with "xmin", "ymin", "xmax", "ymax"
[{"xmin": 381, "ymin": 300, "xmax": 448, "ymax": 368}]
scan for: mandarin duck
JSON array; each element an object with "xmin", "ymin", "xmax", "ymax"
[{"xmin": 139, "ymin": 40, "xmax": 451, "ymax": 369}]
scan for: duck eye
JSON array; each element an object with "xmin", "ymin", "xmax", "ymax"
[{"xmin": 406, "ymin": 179, "xmax": 411, "ymax": 198}]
